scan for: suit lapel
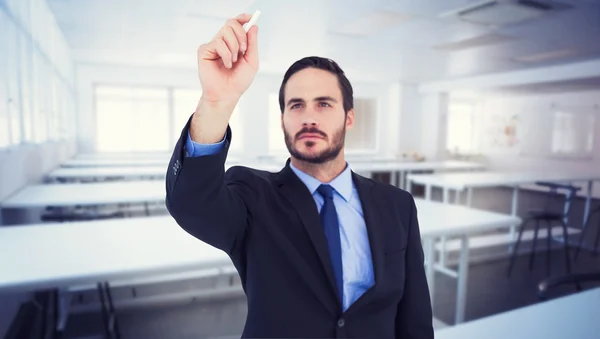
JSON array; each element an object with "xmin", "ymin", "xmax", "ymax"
[
  {"xmin": 345, "ymin": 172, "xmax": 386, "ymax": 314},
  {"xmin": 274, "ymin": 161, "xmax": 341, "ymax": 311}
]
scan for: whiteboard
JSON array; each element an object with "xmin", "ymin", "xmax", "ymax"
[{"xmin": 518, "ymin": 104, "xmax": 598, "ymax": 159}]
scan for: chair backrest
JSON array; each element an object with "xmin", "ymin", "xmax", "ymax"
[{"xmin": 534, "ymin": 181, "xmax": 581, "ymax": 214}]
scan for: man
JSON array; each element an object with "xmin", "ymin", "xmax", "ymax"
[{"xmin": 166, "ymin": 13, "xmax": 433, "ymax": 339}]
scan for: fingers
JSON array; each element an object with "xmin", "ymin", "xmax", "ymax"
[
  {"xmin": 198, "ymin": 39, "xmax": 232, "ymax": 67},
  {"xmin": 243, "ymin": 25, "xmax": 259, "ymax": 67},
  {"xmin": 222, "ymin": 26, "xmax": 240, "ymax": 63},
  {"xmin": 228, "ymin": 17, "xmax": 249, "ymax": 54},
  {"xmin": 199, "ymin": 13, "xmax": 257, "ymax": 68}
]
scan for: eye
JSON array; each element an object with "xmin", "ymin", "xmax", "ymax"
[
  {"xmin": 291, "ymin": 103, "xmax": 302, "ymax": 109},
  {"xmin": 319, "ymin": 102, "xmax": 331, "ymax": 107}
]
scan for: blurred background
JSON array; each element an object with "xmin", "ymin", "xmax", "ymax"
[{"xmin": 1, "ymin": 0, "xmax": 600, "ymax": 338}]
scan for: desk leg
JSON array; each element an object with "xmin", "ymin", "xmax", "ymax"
[
  {"xmin": 509, "ymin": 187, "xmax": 520, "ymax": 251},
  {"xmin": 390, "ymin": 171, "xmax": 398, "ymax": 187},
  {"xmin": 455, "ymin": 235, "xmax": 470, "ymax": 324},
  {"xmin": 466, "ymin": 188, "xmax": 473, "ymax": 207},
  {"xmin": 455, "ymin": 190, "xmax": 462, "ymax": 205},
  {"xmin": 583, "ymin": 181, "xmax": 593, "ymax": 229},
  {"xmin": 424, "ymin": 237, "xmax": 436, "ymax": 309},
  {"xmin": 399, "ymin": 171, "xmax": 406, "ymax": 190},
  {"xmin": 439, "ymin": 185, "xmax": 448, "ymax": 266},
  {"xmin": 56, "ymin": 289, "xmax": 72, "ymax": 334},
  {"xmin": 97, "ymin": 282, "xmax": 121, "ymax": 339}
]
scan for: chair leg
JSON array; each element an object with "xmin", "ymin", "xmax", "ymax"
[
  {"xmin": 529, "ymin": 219, "xmax": 541, "ymax": 271},
  {"xmin": 575, "ymin": 207, "xmax": 600, "ymax": 259},
  {"xmin": 593, "ymin": 219, "xmax": 600, "ymax": 256},
  {"xmin": 546, "ymin": 220, "xmax": 552, "ymax": 277},
  {"xmin": 560, "ymin": 219, "xmax": 572, "ymax": 274},
  {"xmin": 508, "ymin": 219, "xmax": 530, "ymax": 278}
]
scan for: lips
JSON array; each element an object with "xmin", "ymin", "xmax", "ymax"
[{"xmin": 298, "ymin": 133, "xmax": 324, "ymax": 140}]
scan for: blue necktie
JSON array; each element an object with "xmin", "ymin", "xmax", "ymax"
[{"xmin": 317, "ymin": 184, "xmax": 344, "ymax": 306}]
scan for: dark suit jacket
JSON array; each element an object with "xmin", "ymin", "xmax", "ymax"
[{"xmin": 165, "ymin": 121, "xmax": 433, "ymax": 339}]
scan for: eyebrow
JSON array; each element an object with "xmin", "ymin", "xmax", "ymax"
[{"xmin": 286, "ymin": 96, "xmax": 338, "ymax": 107}]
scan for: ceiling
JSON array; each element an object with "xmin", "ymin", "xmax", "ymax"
[{"xmin": 46, "ymin": 0, "xmax": 600, "ymax": 83}]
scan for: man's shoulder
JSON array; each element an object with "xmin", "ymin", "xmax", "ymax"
[
  {"xmin": 352, "ymin": 171, "xmax": 414, "ymax": 202},
  {"xmin": 225, "ymin": 164, "xmax": 283, "ymax": 185}
]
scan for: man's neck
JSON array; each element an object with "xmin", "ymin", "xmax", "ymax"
[{"xmin": 290, "ymin": 155, "xmax": 347, "ymax": 183}]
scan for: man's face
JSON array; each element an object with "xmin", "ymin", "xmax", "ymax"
[{"xmin": 281, "ymin": 68, "xmax": 354, "ymax": 164}]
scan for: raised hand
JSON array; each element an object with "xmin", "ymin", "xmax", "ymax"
[{"xmin": 197, "ymin": 13, "xmax": 259, "ymax": 104}]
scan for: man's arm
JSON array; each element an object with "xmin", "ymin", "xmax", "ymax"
[
  {"xmin": 395, "ymin": 194, "xmax": 434, "ymax": 339},
  {"xmin": 185, "ymin": 130, "xmax": 226, "ymax": 157},
  {"xmin": 166, "ymin": 117, "xmax": 253, "ymax": 255},
  {"xmin": 166, "ymin": 11, "xmax": 259, "ymax": 255}
]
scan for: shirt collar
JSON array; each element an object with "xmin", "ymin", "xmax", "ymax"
[{"xmin": 289, "ymin": 161, "xmax": 353, "ymax": 202}]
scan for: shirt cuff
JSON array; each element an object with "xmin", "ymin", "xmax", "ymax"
[{"xmin": 185, "ymin": 131, "xmax": 227, "ymax": 157}]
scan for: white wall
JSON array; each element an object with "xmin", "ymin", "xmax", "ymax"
[
  {"xmin": 412, "ymin": 88, "xmax": 600, "ymax": 196},
  {"xmin": 76, "ymin": 63, "xmax": 401, "ymax": 160},
  {"xmin": 479, "ymin": 90, "xmax": 600, "ymax": 172}
]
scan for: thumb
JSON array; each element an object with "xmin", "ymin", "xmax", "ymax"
[{"xmin": 244, "ymin": 25, "xmax": 259, "ymax": 67}]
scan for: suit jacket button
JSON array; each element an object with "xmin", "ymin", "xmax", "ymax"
[{"xmin": 337, "ymin": 318, "xmax": 345, "ymax": 328}]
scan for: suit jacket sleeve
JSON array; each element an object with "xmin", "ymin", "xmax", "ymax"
[
  {"xmin": 165, "ymin": 116, "xmax": 253, "ymax": 255},
  {"xmin": 396, "ymin": 194, "xmax": 434, "ymax": 339}
]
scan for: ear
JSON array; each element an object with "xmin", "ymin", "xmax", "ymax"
[
  {"xmin": 280, "ymin": 113, "xmax": 285, "ymax": 131},
  {"xmin": 345, "ymin": 109, "xmax": 355, "ymax": 130}
]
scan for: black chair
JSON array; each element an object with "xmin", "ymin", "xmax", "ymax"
[
  {"xmin": 537, "ymin": 271, "xmax": 600, "ymax": 300},
  {"xmin": 507, "ymin": 182, "xmax": 580, "ymax": 277},
  {"xmin": 574, "ymin": 205, "xmax": 600, "ymax": 259}
]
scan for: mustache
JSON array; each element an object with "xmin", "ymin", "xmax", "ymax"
[{"xmin": 295, "ymin": 127, "xmax": 327, "ymax": 139}]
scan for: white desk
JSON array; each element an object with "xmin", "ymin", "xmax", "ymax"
[
  {"xmin": 55, "ymin": 161, "xmax": 282, "ymax": 179},
  {"xmin": 351, "ymin": 160, "xmax": 485, "ymax": 189},
  {"xmin": 0, "ymin": 198, "xmax": 517, "ymax": 326},
  {"xmin": 1, "ymin": 181, "xmax": 165, "ymax": 208},
  {"xmin": 407, "ymin": 170, "xmax": 600, "ymax": 236},
  {"xmin": 0, "ymin": 216, "xmax": 231, "ymax": 293},
  {"xmin": 47, "ymin": 166, "xmax": 167, "ymax": 181},
  {"xmin": 62, "ymin": 158, "xmax": 171, "ymax": 168},
  {"xmin": 75, "ymin": 152, "xmax": 172, "ymax": 160},
  {"xmin": 416, "ymin": 199, "xmax": 521, "ymax": 324},
  {"xmin": 436, "ymin": 287, "xmax": 600, "ymax": 339}
]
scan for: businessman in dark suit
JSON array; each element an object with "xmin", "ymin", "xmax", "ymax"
[{"xmin": 166, "ymin": 13, "xmax": 433, "ymax": 339}]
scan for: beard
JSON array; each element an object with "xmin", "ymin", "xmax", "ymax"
[{"xmin": 284, "ymin": 122, "xmax": 346, "ymax": 164}]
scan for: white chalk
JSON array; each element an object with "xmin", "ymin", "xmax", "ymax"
[{"xmin": 243, "ymin": 10, "xmax": 261, "ymax": 32}]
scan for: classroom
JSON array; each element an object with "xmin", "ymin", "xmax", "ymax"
[{"xmin": 1, "ymin": 0, "xmax": 599, "ymax": 338}]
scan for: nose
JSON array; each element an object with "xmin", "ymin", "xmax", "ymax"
[{"xmin": 302, "ymin": 117, "xmax": 318, "ymax": 127}]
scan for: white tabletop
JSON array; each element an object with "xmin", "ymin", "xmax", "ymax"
[
  {"xmin": 0, "ymin": 199, "xmax": 519, "ymax": 293},
  {"xmin": 350, "ymin": 160, "xmax": 484, "ymax": 172},
  {"xmin": 407, "ymin": 170, "xmax": 600, "ymax": 191},
  {"xmin": 75, "ymin": 152, "xmax": 172, "ymax": 160},
  {"xmin": 1, "ymin": 181, "xmax": 165, "ymax": 208},
  {"xmin": 415, "ymin": 199, "xmax": 521, "ymax": 237},
  {"xmin": 0, "ymin": 216, "xmax": 231, "ymax": 293},
  {"xmin": 62, "ymin": 158, "xmax": 171, "ymax": 168},
  {"xmin": 436, "ymin": 287, "xmax": 600, "ymax": 339},
  {"xmin": 47, "ymin": 166, "xmax": 167, "ymax": 180}
]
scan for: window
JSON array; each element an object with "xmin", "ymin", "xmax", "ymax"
[
  {"xmin": 173, "ymin": 88, "xmax": 200, "ymax": 139},
  {"xmin": 95, "ymin": 86, "xmax": 170, "ymax": 152},
  {"xmin": 20, "ymin": 32, "xmax": 34, "ymax": 142},
  {"xmin": 0, "ymin": 12, "xmax": 9, "ymax": 148},
  {"xmin": 268, "ymin": 93, "xmax": 286, "ymax": 154},
  {"xmin": 551, "ymin": 109, "xmax": 596, "ymax": 156},
  {"xmin": 345, "ymin": 97, "xmax": 377, "ymax": 152},
  {"xmin": 32, "ymin": 51, "xmax": 48, "ymax": 143},
  {"xmin": 446, "ymin": 102, "xmax": 476, "ymax": 154},
  {"xmin": 172, "ymin": 88, "xmax": 243, "ymax": 153}
]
